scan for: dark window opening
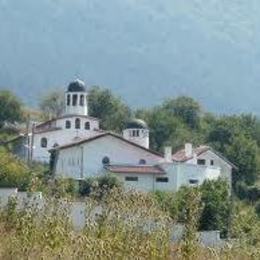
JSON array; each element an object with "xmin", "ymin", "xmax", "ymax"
[
  {"xmin": 125, "ymin": 176, "xmax": 138, "ymax": 182},
  {"xmin": 41, "ymin": 137, "xmax": 47, "ymax": 148},
  {"xmin": 189, "ymin": 179, "xmax": 199, "ymax": 185},
  {"xmin": 156, "ymin": 177, "xmax": 169, "ymax": 183},
  {"xmin": 85, "ymin": 122, "xmax": 90, "ymax": 130},
  {"xmin": 197, "ymin": 159, "xmax": 206, "ymax": 165},
  {"xmin": 67, "ymin": 94, "xmax": 71, "ymax": 106},
  {"xmin": 139, "ymin": 159, "xmax": 146, "ymax": 165},
  {"xmin": 210, "ymin": 160, "xmax": 214, "ymax": 166},
  {"xmin": 75, "ymin": 118, "xmax": 81, "ymax": 129},
  {"xmin": 80, "ymin": 95, "xmax": 84, "ymax": 106},
  {"xmin": 53, "ymin": 143, "xmax": 59, "ymax": 148},
  {"xmin": 65, "ymin": 120, "xmax": 71, "ymax": 129},
  {"xmin": 102, "ymin": 156, "xmax": 110, "ymax": 165},
  {"xmin": 72, "ymin": 94, "xmax": 77, "ymax": 106}
]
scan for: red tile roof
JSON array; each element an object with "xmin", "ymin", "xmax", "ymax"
[
  {"xmin": 105, "ymin": 165, "xmax": 165, "ymax": 174},
  {"xmin": 172, "ymin": 145, "xmax": 238, "ymax": 170},
  {"xmin": 172, "ymin": 145, "xmax": 210, "ymax": 162}
]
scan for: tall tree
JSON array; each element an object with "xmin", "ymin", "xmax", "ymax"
[
  {"xmin": 39, "ymin": 90, "xmax": 64, "ymax": 120},
  {"xmin": 0, "ymin": 90, "xmax": 24, "ymax": 128},
  {"xmin": 88, "ymin": 86, "xmax": 131, "ymax": 132},
  {"xmin": 163, "ymin": 96, "xmax": 201, "ymax": 129}
]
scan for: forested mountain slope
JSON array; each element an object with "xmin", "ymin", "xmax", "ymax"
[{"xmin": 0, "ymin": 0, "xmax": 260, "ymax": 113}]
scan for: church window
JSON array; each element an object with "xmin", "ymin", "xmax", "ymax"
[
  {"xmin": 67, "ymin": 94, "xmax": 71, "ymax": 106},
  {"xmin": 139, "ymin": 159, "xmax": 146, "ymax": 165},
  {"xmin": 125, "ymin": 176, "xmax": 138, "ymax": 182},
  {"xmin": 189, "ymin": 179, "xmax": 199, "ymax": 185},
  {"xmin": 65, "ymin": 120, "xmax": 71, "ymax": 129},
  {"xmin": 53, "ymin": 143, "xmax": 59, "ymax": 148},
  {"xmin": 72, "ymin": 94, "xmax": 77, "ymax": 106},
  {"xmin": 80, "ymin": 95, "xmax": 84, "ymax": 106},
  {"xmin": 85, "ymin": 122, "xmax": 90, "ymax": 130},
  {"xmin": 197, "ymin": 159, "xmax": 206, "ymax": 165},
  {"xmin": 102, "ymin": 156, "xmax": 110, "ymax": 165},
  {"xmin": 210, "ymin": 160, "xmax": 214, "ymax": 166},
  {"xmin": 41, "ymin": 137, "xmax": 48, "ymax": 148},
  {"xmin": 75, "ymin": 118, "xmax": 81, "ymax": 129},
  {"xmin": 136, "ymin": 130, "xmax": 140, "ymax": 137},
  {"xmin": 156, "ymin": 177, "xmax": 168, "ymax": 183}
]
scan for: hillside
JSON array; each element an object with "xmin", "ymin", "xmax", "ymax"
[{"xmin": 0, "ymin": 0, "xmax": 260, "ymax": 113}]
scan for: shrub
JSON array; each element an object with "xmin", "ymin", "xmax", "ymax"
[
  {"xmin": 79, "ymin": 174, "xmax": 121, "ymax": 198},
  {"xmin": 0, "ymin": 149, "xmax": 31, "ymax": 191}
]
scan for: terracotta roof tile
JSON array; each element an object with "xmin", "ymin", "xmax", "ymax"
[{"xmin": 172, "ymin": 146, "xmax": 210, "ymax": 162}]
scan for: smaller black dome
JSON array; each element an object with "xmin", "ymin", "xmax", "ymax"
[
  {"xmin": 67, "ymin": 79, "xmax": 86, "ymax": 92},
  {"xmin": 126, "ymin": 119, "xmax": 148, "ymax": 129}
]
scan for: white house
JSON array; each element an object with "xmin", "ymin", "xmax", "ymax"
[
  {"xmin": 51, "ymin": 135, "xmax": 223, "ymax": 192},
  {"xmin": 172, "ymin": 143, "xmax": 237, "ymax": 188},
  {"xmin": 52, "ymin": 131, "xmax": 164, "ymax": 180}
]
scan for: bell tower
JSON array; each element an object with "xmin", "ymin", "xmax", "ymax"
[
  {"xmin": 123, "ymin": 119, "xmax": 150, "ymax": 149},
  {"xmin": 65, "ymin": 79, "xmax": 88, "ymax": 116}
]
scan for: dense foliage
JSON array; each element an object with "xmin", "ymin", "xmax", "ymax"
[
  {"xmin": 0, "ymin": 90, "xmax": 24, "ymax": 128},
  {"xmin": 0, "ymin": 148, "xmax": 31, "ymax": 191},
  {"xmin": 154, "ymin": 179, "xmax": 231, "ymax": 237},
  {"xmin": 38, "ymin": 90, "xmax": 64, "ymax": 120}
]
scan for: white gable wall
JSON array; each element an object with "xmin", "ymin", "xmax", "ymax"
[
  {"xmin": 186, "ymin": 150, "xmax": 232, "ymax": 187},
  {"xmin": 55, "ymin": 135, "xmax": 163, "ymax": 179},
  {"xmin": 32, "ymin": 116, "xmax": 100, "ymax": 162},
  {"xmin": 160, "ymin": 163, "xmax": 221, "ymax": 192}
]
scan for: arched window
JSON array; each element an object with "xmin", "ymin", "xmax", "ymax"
[
  {"xmin": 53, "ymin": 143, "xmax": 59, "ymax": 148},
  {"xmin": 139, "ymin": 159, "xmax": 146, "ymax": 165},
  {"xmin": 67, "ymin": 94, "xmax": 71, "ymax": 106},
  {"xmin": 80, "ymin": 95, "xmax": 84, "ymax": 106},
  {"xmin": 41, "ymin": 137, "xmax": 48, "ymax": 148},
  {"xmin": 102, "ymin": 156, "xmax": 110, "ymax": 165},
  {"xmin": 75, "ymin": 118, "xmax": 81, "ymax": 129},
  {"xmin": 65, "ymin": 120, "xmax": 71, "ymax": 129},
  {"xmin": 72, "ymin": 94, "xmax": 77, "ymax": 106},
  {"xmin": 85, "ymin": 122, "xmax": 90, "ymax": 130}
]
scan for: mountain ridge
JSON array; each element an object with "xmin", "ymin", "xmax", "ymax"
[{"xmin": 0, "ymin": 0, "xmax": 260, "ymax": 114}]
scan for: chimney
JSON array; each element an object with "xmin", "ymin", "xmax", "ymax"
[
  {"xmin": 164, "ymin": 146, "xmax": 172, "ymax": 162},
  {"xmin": 185, "ymin": 143, "xmax": 193, "ymax": 157}
]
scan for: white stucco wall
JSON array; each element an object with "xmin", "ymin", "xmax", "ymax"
[
  {"xmin": 187, "ymin": 150, "xmax": 233, "ymax": 187},
  {"xmin": 32, "ymin": 116, "xmax": 100, "ymax": 162},
  {"xmin": 65, "ymin": 92, "xmax": 88, "ymax": 116},
  {"xmin": 160, "ymin": 163, "xmax": 221, "ymax": 192},
  {"xmin": 123, "ymin": 129, "xmax": 149, "ymax": 149},
  {"xmin": 55, "ymin": 135, "xmax": 163, "ymax": 179}
]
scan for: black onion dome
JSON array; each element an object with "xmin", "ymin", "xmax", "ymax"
[
  {"xmin": 67, "ymin": 79, "xmax": 86, "ymax": 92},
  {"xmin": 126, "ymin": 119, "xmax": 148, "ymax": 129}
]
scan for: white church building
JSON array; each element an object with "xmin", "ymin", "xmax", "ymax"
[{"xmin": 27, "ymin": 80, "xmax": 236, "ymax": 192}]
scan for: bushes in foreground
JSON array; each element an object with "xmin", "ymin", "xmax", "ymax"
[
  {"xmin": 0, "ymin": 188, "xmax": 259, "ymax": 259},
  {"xmin": 154, "ymin": 179, "xmax": 231, "ymax": 237},
  {"xmin": 0, "ymin": 188, "xmax": 171, "ymax": 259}
]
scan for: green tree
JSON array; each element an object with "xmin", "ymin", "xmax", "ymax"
[
  {"xmin": 0, "ymin": 148, "xmax": 31, "ymax": 191},
  {"xmin": 199, "ymin": 179, "xmax": 231, "ymax": 237},
  {"xmin": 39, "ymin": 90, "xmax": 64, "ymax": 120},
  {"xmin": 163, "ymin": 96, "xmax": 201, "ymax": 129},
  {"xmin": 136, "ymin": 106, "xmax": 202, "ymax": 151},
  {"xmin": 88, "ymin": 86, "xmax": 131, "ymax": 132},
  {"xmin": 0, "ymin": 90, "xmax": 24, "ymax": 128},
  {"xmin": 206, "ymin": 115, "xmax": 259, "ymax": 186},
  {"xmin": 226, "ymin": 134, "xmax": 258, "ymax": 185}
]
